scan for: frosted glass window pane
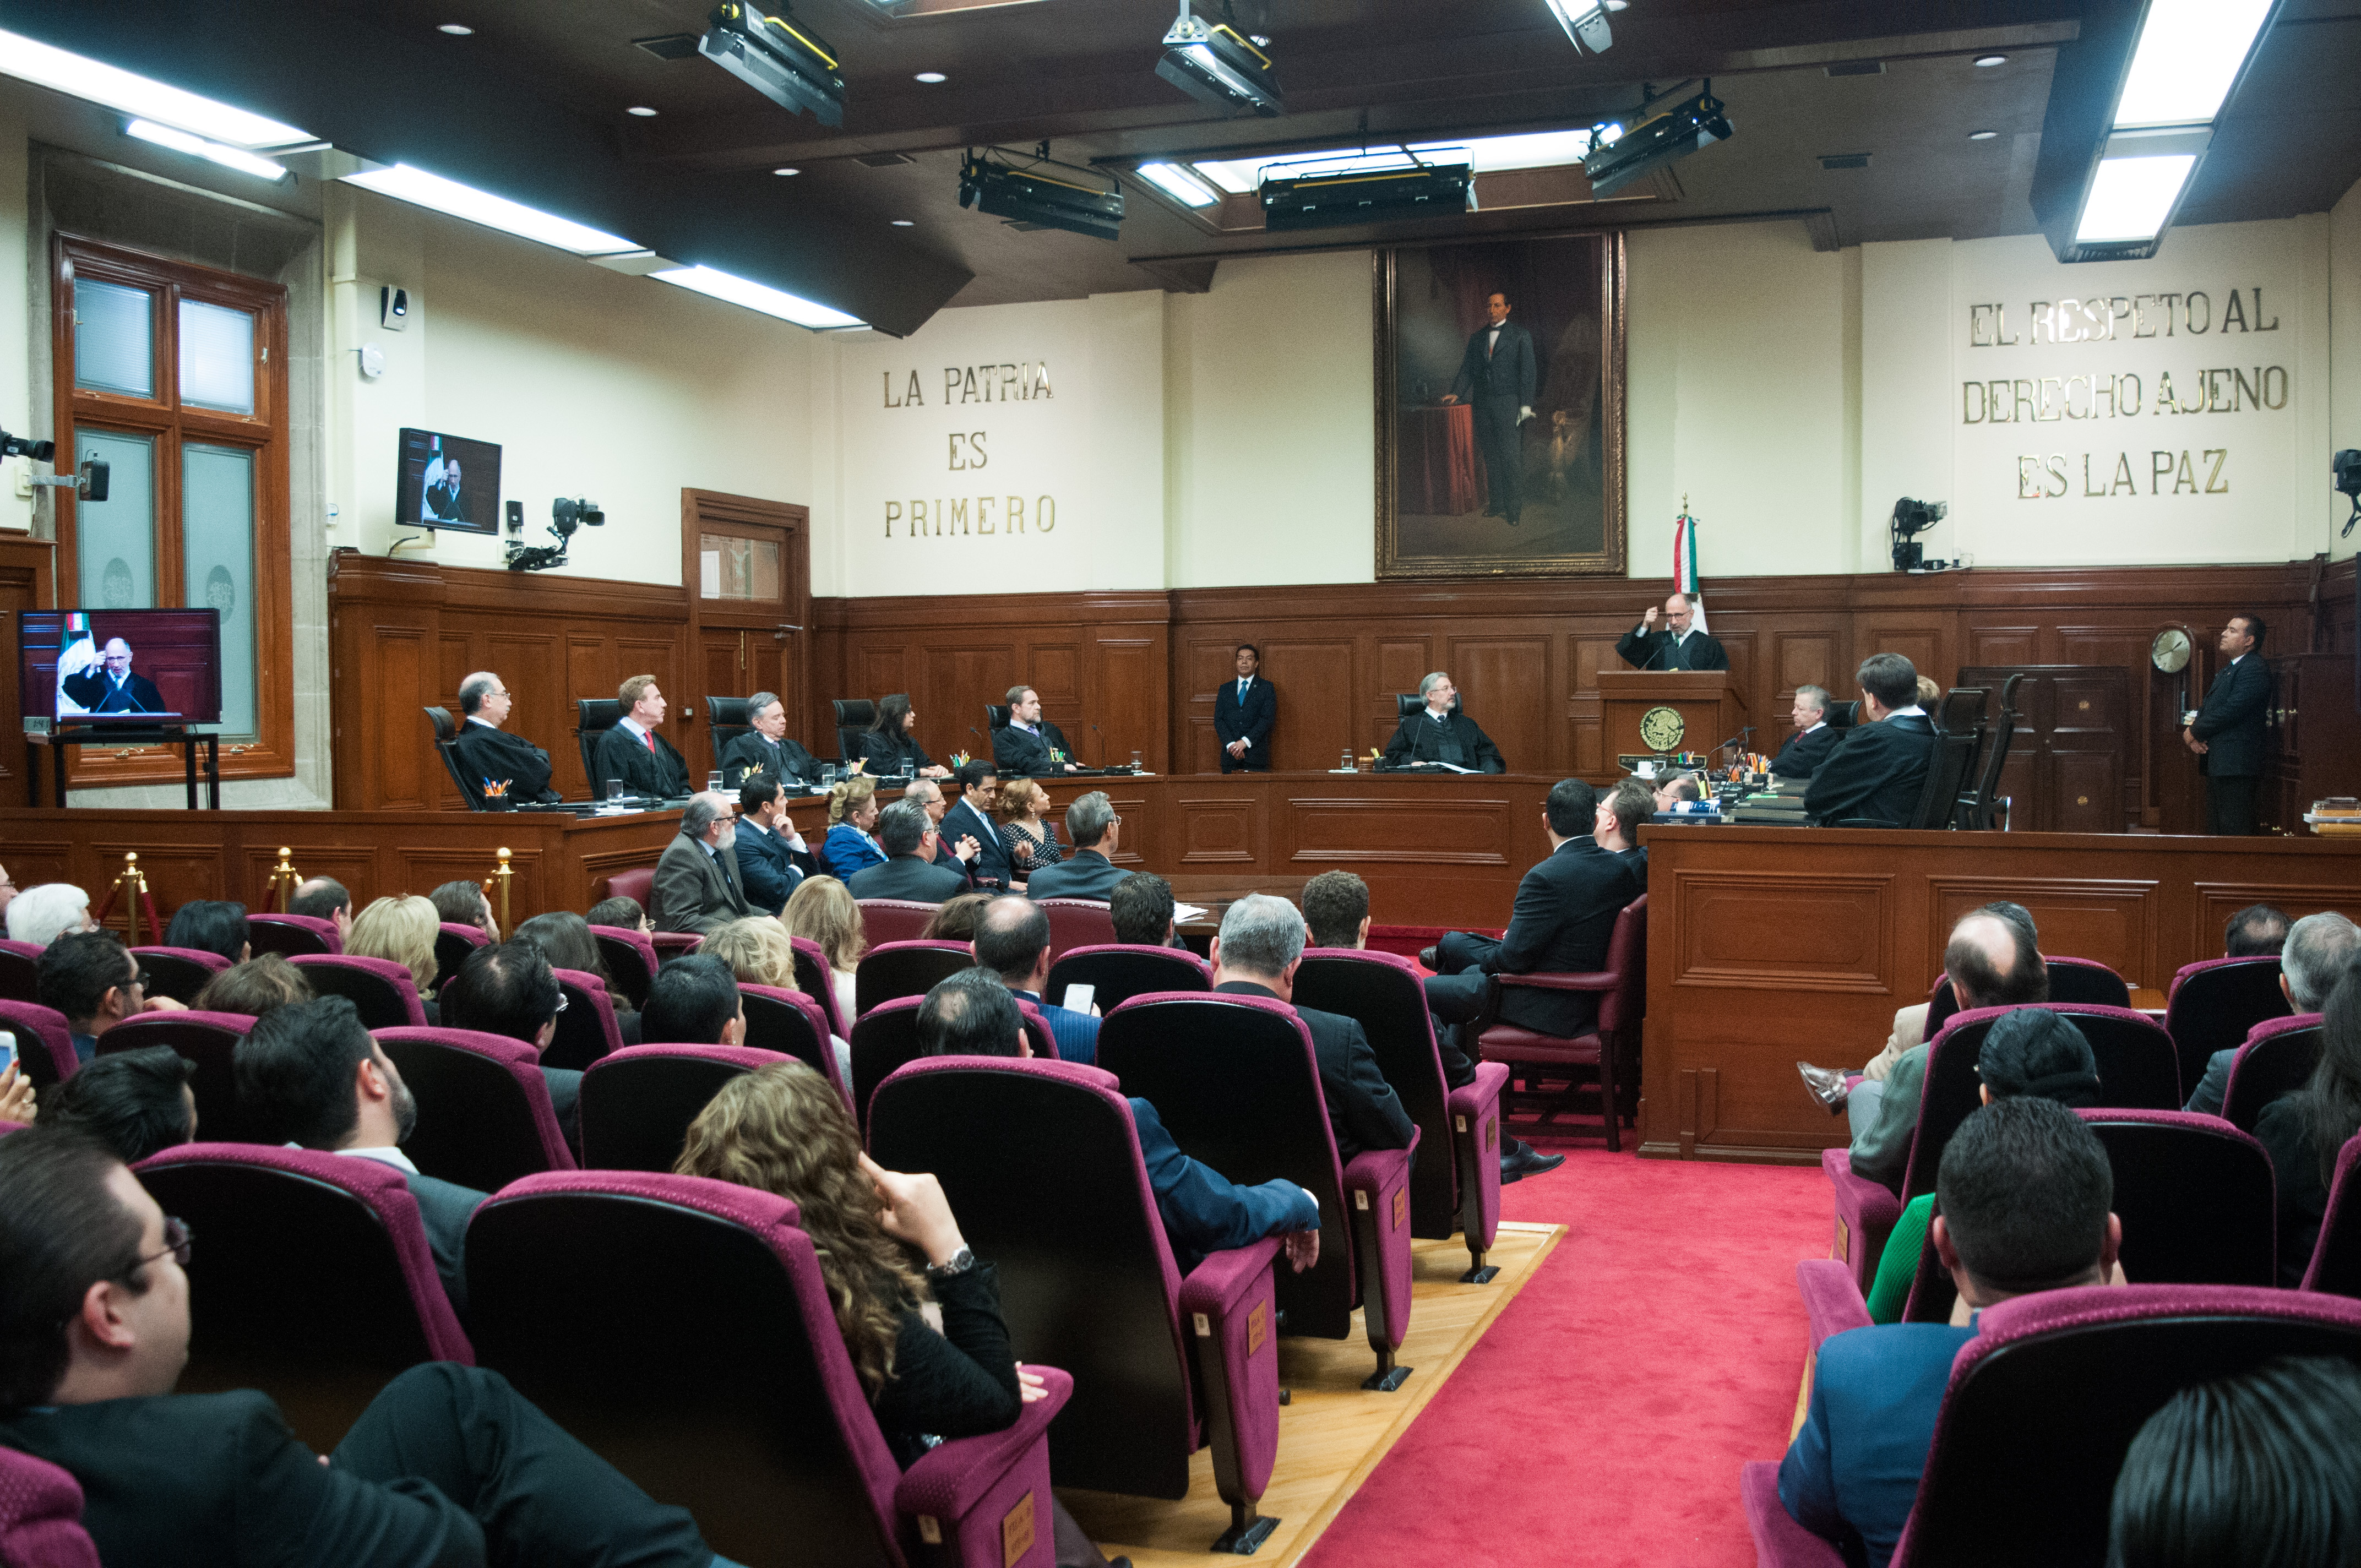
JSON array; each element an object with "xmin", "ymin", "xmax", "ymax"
[
  {"xmin": 699, "ymin": 532, "xmax": 779, "ymax": 601},
  {"xmin": 182, "ymin": 443, "xmax": 256, "ymax": 736},
  {"xmin": 178, "ymin": 300, "xmax": 255, "ymax": 414},
  {"xmin": 74, "ymin": 279, "xmax": 155, "ymax": 398},
  {"xmin": 74, "ymin": 430, "xmax": 156, "ymax": 610}
]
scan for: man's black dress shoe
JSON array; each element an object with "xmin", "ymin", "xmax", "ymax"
[
  {"xmin": 1418, "ymin": 945, "xmax": 1440, "ymax": 971},
  {"xmin": 1797, "ymin": 1061, "xmax": 1850, "ymax": 1114},
  {"xmin": 1499, "ymin": 1142, "xmax": 1565, "ymax": 1183}
]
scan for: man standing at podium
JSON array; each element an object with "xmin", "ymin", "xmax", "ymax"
[{"xmin": 1617, "ymin": 592, "xmax": 1727, "ymax": 672}]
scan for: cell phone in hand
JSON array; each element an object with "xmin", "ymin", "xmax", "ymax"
[
  {"xmin": 1061, "ymin": 983, "xmax": 1095, "ymax": 1015},
  {"xmin": 0, "ymin": 1033, "xmax": 16, "ymax": 1078}
]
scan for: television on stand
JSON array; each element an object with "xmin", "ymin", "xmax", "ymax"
[{"xmin": 17, "ymin": 609, "xmax": 222, "ymax": 731}]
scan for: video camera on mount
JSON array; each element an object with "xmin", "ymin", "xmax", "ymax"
[
  {"xmin": 1, "ymin": 428, "xmax": 110, "ymax": 502},
  {"xmin": 506, "ymin": 497, "xmax": 603, "ymax": 573}
]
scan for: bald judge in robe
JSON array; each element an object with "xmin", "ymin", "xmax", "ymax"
[{"xmin": 449, "ymin": 671, "xmax": 563, "ymax": 803}]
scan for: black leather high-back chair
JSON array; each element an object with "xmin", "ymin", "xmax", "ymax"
[
  {"xmin": 425, "ymin": 706, "xmax": 487, "ymax": 809},
  {"xmin": 831, "ymin": 699, "xmax": 875, "ymax": 764},
  {"xmin": 1972, "ymin": 673, "xmax": 2025, "ymax": 829},
  {"xmin": 847, "ymin": 998, "xmax": 924, "ymax": 1135},
  {"xmin": 1905, "ymin": 727, "xmax": 1981, "ymax": 830},
  {"xmin": 708, "ymin": 696, "xmax": 753, "ymax": 777},
  {"xmin": 986, "ymin": 704, "xmax": 1011, "ymax": 731},
  {"xmin": 1394, "ymin": 693, "xmax": 1461, "ymax": 719},
  {"xmin": 575, "ymin": 699, "xmax": 623, "ymax": 797},
  {"xmin": 578, "ymin": 1046, "xmax": 786, "ymax": 1172},
  {"xmin": 1937, "ymin": 687, "xmax": 1989, "ymax": 826}
]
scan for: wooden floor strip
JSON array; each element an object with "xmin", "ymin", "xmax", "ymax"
[{"xmin": 1060, "ymin": 1221, "xmax": 1565, "ymax": 1566}]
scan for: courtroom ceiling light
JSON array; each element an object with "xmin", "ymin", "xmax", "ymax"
[
  {"xmin": 1973, "ymin": 53, "xmax": 2006, "ymax": 67},
  {"xmin": 649, "ymin": 263, "xmax": 866, "ymax": 329},
  {"xmin": 1137, "ymin": 160, "xmax": 1220, "ymax": 206},
  {"xmin": 1158, "ymin": 0, "xmax": 1283, "ymax": 118},
  {"xmin": 1543, "ymin": 0, "xmax": 1613, "ymax": 54},
  {"xmin": 0, "ymin": 27, "xmax": 314, "ymax": 148},
  {"xmin": 1581, "ymin": 81, "xmax": 1731, "ymax": 197},
  {"xmin": 340, "ymin": 162, "xmax": 641, "ymax": 256},
  {"xmin": 960, "ymin": 145, "xmax": 1125, "ymax": 241},
  {"xmin": 1968, "ymin": 129, "xmax": 1998, "ymax": 140},
  {"xmin": 626, "ymin": 105, "xmax": 659, "ymax": 116},
  {"xmin": 123, "ymin": 118, "xmax": 290, "ymax": 182},
  {"xmin": 700, "ymin": 1, "xmax": 846, "ymax": 127},
  {"xmin": 2112, "ymin": 0, "xmax": 2273, "ymax": 127},
  {"xmin": 2072, "ymin": 150, "xmax": 2197, "ymax": 244},
  {"xmin": 914, "ymin": 70, "xmax": 946, "ymax": 83},
  {"xmin": 1189, "ymin": 126, "xmax": 1607, "ymax": 195},
  {"xmin": 773, "ymin": 166, "xmax": 801, "ymax": 175},
  {"xmin": 438, "ymin": 23, "xmax": 475, "ymax": 35}
]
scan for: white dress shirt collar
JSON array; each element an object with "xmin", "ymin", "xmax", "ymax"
[{"xmin": 307, "ymin": 1144, "xmax": 421, "ymax": 1176}]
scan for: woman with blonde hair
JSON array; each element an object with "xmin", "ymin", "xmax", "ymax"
[
  {"xmin": 819, "ymin": 776, "xmax": 885, "ymax": 880},
  {"xmin": 993, "ymin": 778, "xmax": 1064, "ymax": 883},
  {"xmin": 346, "ymin": 894, "xmax": 443, "ymax": 1025},
  {"xmin": 706, "ymin": 913, "xmax": 853, "ymax": 1087},
  {"xmin": 784, "ymin": 875, "xmax": 865, "ymax": 1027},
  {"xmin": 676, "ymin": 1063, "xmax": 1113, "ymax": 1568}
]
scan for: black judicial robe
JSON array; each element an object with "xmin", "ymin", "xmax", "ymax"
[
  {"xmin": 450, "ymin": 721, "xmax": 563, "ymax": 802},
  {"xmin": 1803, "ymin": 715, "xmax": 1938, "ymax": 827}
]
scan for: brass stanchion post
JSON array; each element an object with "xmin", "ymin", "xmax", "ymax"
[{"xmin": 491, "ymin": 848, "xmax": 513, "ymax": 941}]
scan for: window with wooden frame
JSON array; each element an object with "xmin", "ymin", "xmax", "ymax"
[{"xmin": 51, "ymin": 234, "xmax": 292, "ymax": 787}]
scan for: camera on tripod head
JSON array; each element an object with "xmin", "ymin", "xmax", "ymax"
[{"xmin": 505, "ymin": 497, "xmax": 605, "ymax": 573}]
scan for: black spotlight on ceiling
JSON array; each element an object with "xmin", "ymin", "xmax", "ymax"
[
  {"xmin": 700, "ymin": 1, "xmax": 846, "ymax": 127},
  {"xmin": 1890, "ymin": 497, "xmax": 1949, "ymax": 573},
  {"xmin": 1261, "ymin": 150, "xmax": 1476, "ymax": 232},
  {"xmin": 959, "ymin": 145, "xmax": 1125, "ymax": 241},
  {"xmin": 1158, "ymin": 0, "xmax": 1283, "ymax": 118},
  {"xmin": 2335, "ymin": 449, "xmax": 2361, "ymax": 537},
  {"xmin": 1581, "ymin": 80, "xmax": 1731, "ymax": 196}
]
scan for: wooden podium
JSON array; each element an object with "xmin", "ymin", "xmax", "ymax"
[{"xmin": 1597, "ymin": 671, "xmax": 1749, "ymax": 761}]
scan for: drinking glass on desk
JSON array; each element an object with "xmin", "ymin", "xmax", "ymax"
[
  {"xmin": 1340, "ymin": 748, "xmax": 1356, "ymax": 772},
  {"xmin": 607, "ymin": 779, "xmax": 625, "ymax": 805},
  {"xmin": 708, "ymin": 770, "xmax": 723, "ymax": 793},
  {"xmin": 1130, "ymin": 750, "xmax": 1142, "ymax": 771}
]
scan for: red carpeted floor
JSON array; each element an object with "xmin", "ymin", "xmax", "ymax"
[{"xmin": 1299, "ymin": 1144, "xmax": 1827, "ymax": 1567}]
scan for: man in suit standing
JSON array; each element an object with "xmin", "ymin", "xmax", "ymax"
[
  {"xmin": 449, "ymin": 671, "xmax": 563, "ymax": 803},
  {"xmin": 847, "ymin": 801, "xmax": 972, "ymax": 903},
  {"xmin": 232, "ymin": 995, "xmax": 485, "ymax": 1314},
  {"xmin": 945, "ymin": 761, "xmax": 1015, "ymax": 891},
  {"xmin": 1024, "ymin": 791, "xmax": 1129, "ymax": 901},
  {"xmin": 0, "ymin": 1125, "xmax": 720, "ymax": 1568},
  {"xmin": 1211, "ymin": 894, "xmax": 1415, "ymax": 1164},
  {"xmin": 972, "ymin": 895, "xmax": 1098, "ymax": 1063},
  {"xmin": 1770, "ymin": 685, "xmax": 1841, "ymax": 778},
  {"xmin": 650, "ymin": 793, "xmax": 756, "ymax": 935},
  {"xmin": 1214, "ymin": 644, "xmax": 1276, "ymax": 772},
  {"xmin": 993, "ymin": 685, "xmax": 1080, "ymax": 776},
  {"xmin": 731, "ymin": 773, "xmax": 809, "ymax": 914},
  {"xmin": 1438, "ymin": 290, "xmax": 1536, "ymax": 526},
  {"xmin": 2184, "ymin": 612, "xmax": 2271, "ymax": 835},
  {"xmin": 1804, "ymin": 655, "xmax": 1939, "ymax": 827},
  {"xmin": 1381, "ymin": 672, "xmax": 1506, "ymax": 772},
  {"xmin": 592, "ymin": 674, "xmax": 692, "ymax": 801},
  {"xmin": 61, "ymin": 637, "xmax": 167, "ymax": 713},
  {"xmin": 1779, "ymin": 1099, "xmax": 2122, "ymax": 1568},
  {"xmin": 721, "ymin": 690, "xmax": 820, "ymax": 787},
  {"xmin": 1616, "ymin": 592, "xmax": 1729, "ymax": 672}
]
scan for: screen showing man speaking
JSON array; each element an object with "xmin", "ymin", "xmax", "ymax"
[{"xmin": 396, "ymin": 427, "xmax": 503, "ymax": 535}]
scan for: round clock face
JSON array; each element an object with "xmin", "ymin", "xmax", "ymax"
[
  {"xmin": 1640, "ymin": 705, "xmax": 1686, "ymax": 753},
  {"xmin": 2151, "ymin": 628, "xmax": 2193, "ymax": 673}
]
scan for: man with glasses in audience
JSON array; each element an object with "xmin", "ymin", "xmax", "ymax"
[
  {"xmin": 904, "ymin": 777, "xmax": 982, "ymax": 878},
  {"xmin": 450, "ymin": 671, "xmax": 563, "ymax": 803},
  {"xmin": 37, "ymin": 930, "xmax": 187, "ymax": 1064},
  {"xmin": 440, "ymin": 940, "xmax": 586, "ymax": 1148},
  {"xmin": 2184, "ymin": 910, "xmax": 2360, "ymax": 1116},
  {"xmin": 1024, "ymin": 791, "xmax": 1129, "ymax": 901}
]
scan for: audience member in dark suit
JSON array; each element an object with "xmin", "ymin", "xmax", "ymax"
[
  {"xmin": 591, "ymin": 673, "xmax": 691, "ymax": 800},
  {"xmin": 231, "ymin": 996, "xmax": 485, "ymax": 1314},
  {"xmin": 944, "ymin": 762, "xmax": 1014, "ymax": 891},
  {"xmin": 1805, "ymin": 654, "xmax": 1938, "ymax": 827},
  {"xmin": 1214, "ymin": 645, "xmax": 1276, "ymax": 773},
  {"xmin": 2185, "ymin": 612, "xmax": 2272, "ymax": 836},
  {"xmin": 905, "ymin": 777, "xmax": 982, "ymax": 879},
  {"xmin": 1111, "ymin": 869, "xmax": 1192, "ymax": 949},
  {"xmin": 439, "ymin": 939, "xmax": 586, "ymax": 1146},
  {"xmin": 970, "ymin": 895, "xmax": 1098, "ymax": 1063},
  {"xmin": 1438, "ymin": 290, "xmax": 1536, "ymax": 525},
  {"xmin": 992, "ymin": 684, "xmax": 1080, "ymax": 776},
  {"xmin": 59, "ymin": 636, "xmax": 167, "ymax": 713},
  {"xmin": 1211, "ymin": 893, "xmax": 1415, "ymax": 1164},
  {"xmin": 1781, "ymin": 1098, "xmax": 2123, "ymax": 1568},
  {"xmin": 847, "ymin": 801, "xmax": 973, "ymax": 903},
  {"xmin": 2255, "ymin": 961, "xmax": 2361, "ymax": 1287},
  {"xmin": 1615, "ymin": 592, "xmax": 1729, "ymax": 672},
  {"xmin": 1771, "ymin": 685, "xmax": 1841, "ymax": 778},
  {"xmin": 2186, "ymin": 911, "xmax": 2353, "ymax": 1116},
  {"xmin": 651, "ymin": 792, "xmax": 758, "ymax": 935},
  {"xmin": 1382, "ymin": 672, "xmax": 1505, "ymax": 772},
  {"xmin": 721, "ymin": 690, "xmax": 820, "ymax": 786},
  {"xmin": 731, "ymin": 773, "xmax": 809, "ymax": 915},
  {"xmin": 859, "ymin": 693, "xmax": 949, "ymax": 779},
  {"xmin": 1595, "ymin": 777, "xmax": 1654, "ymax": 891},
  {"xmin": 1022, "ymin": 791, "xmax": 1130, "ymax": 901},
  {"xmin": 450, "ymin": 670, "xmax": 563, "ymax": 802},
  {"xmin": 0, "ymin": 1126, "xmax": 721, "ymax": 1568},
  {"xmin": 34, "ymin": 1043, "xmax": 197, "ymax": 1163}
]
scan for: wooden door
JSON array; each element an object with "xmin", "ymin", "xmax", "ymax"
[
  {"xmin": 682, "ymin": 491, "xmax": 810, "ymax": 779},
  {"xmin": 1960, "ymin": 665, "xmax": 2129, "ymax": 832}
]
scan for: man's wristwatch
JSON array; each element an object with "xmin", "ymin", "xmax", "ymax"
[{"xmin": 925, "ymin": 1246, "xmax": 977, "ymax": 1282}]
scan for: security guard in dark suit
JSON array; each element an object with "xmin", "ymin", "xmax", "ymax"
[
  {"xmin": 1439, "ymin": 290, "xmax": 1536, "ymax": 525},
  {"xmin": 2185, "ymin": 613, "xmax": 2272, "ymax": 836}
]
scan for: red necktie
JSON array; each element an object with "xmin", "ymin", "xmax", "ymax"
[{"xmin": 643, "ymin": 730, "xmax": 655, "ymax": 752}]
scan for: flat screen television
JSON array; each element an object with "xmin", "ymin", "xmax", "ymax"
[
  {"xmin": 18, "ymin": 609, "xmax": 223, "ymax": 726},
  {"xmin": 395, "ymin": 427, "xmax": 502, "ymax": 535}
]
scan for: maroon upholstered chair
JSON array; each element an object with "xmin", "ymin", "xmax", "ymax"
[
  {"xmin": 649, "ymin": 931, "xmax": 703, "ymax": 959},
  {"xmin": 849, "ymin": 997, "xmax": 926, "ymax": 1135},
  {"xmin": 602, "ymin": 865, "xmax": 656, "ymax": 911},
  {"xmin": 853, "ymin": 939, "xmax": 973, "ymax": 1018},
  {"xmin": 432, "ymin": 922, "xmax": 488, "ymax": 989},
  {"xmin": 1922, "ymin": 974, "xmax": 1960, "ymax": 1037},
  {"xmin": 578, "ymin": 1044, "xmax": 792, "ymax": 1172},
  {"xmin": 790, "ymin": 934, "xmax": 850, "ymax": 1039},
  {"xmin": 0, "ymin": 940, "xmax": 45, "ymax": 1004},
  {"xmin": 2222, "ymin": 1012, "xmax": 2325, "ymax": 1133},
  {"xmin": 101, "ymin": 1011, "xmax": 258, "ymax": 1144},
  {"xmin": 1045, "ymin": 944, "xmax": 1211, "ymax": 1015},
  {"xmin": 1472, "ymin": 894, "xmax": 1646, "ymax": 1151},
  {"xmin": 1295, "ymin": 948, "xmax": 1508, "ymax": 1282},
  {"xmin": 856, "ymin": 898, "xmax": 939, "ymax": 946},
  {"xmin": 2164, "ymin": 955, "xmax": 2291, "ymax": 1101},
  {"xmin": 542, "ymin": 967, "xmax": 625, "ymax": 1072},
  {"xmin": 741, "ymin": 983, "xmax": 842, "ymax": 1093},
  {"xmin": 289, "ymin": 955, "xmax": 428, "ymax": 1031},
  {"xmin": 128, "ymin": 945, "xmax": 230, "ymax": 1004},
  {"xmin": 1036, "ymin": 898, "xmax": 1117, "ymax": 961},
  {"xmin": 374, "ymin": 1027, "xmax": 575, "ymax": 1193},
  {"xmin": 2049, "ymin": 1004, "xmax": 2182, "ymax": 1108},
  {"xmin": 1740, "ymin": 1456, "xmax": 1845, "ymax": 1568},
  {"xmin": 2302, "ymin": 1132, "xmax": 2361, "ymax": 1299},
  {"xmin": 871, "ymin": 1057, "xmax": 1286, "ymax": 1551},
  {"xmin": 0, "ymin": 998, "xmax": 80, "ymax": 1087},
  {"xmin": 464, "ymin": 1170, "xmax": 1073, "ymax": 1568},
  {"xmin": 590, "ymin": 924, "xmax": 659, "ymax": 1011},
  {"xmin": 2042, "ymin": 956, "xmax": 2132, "ymax": 1009},
  {"xmin": 2081, "ymin": 1110, "xmax": 2276, "ymax": 1286},
  {"xmin": 133, "ymin": 1143, "xmax": 474, "ymax": 1450},
  {"xmin": 0, "ymin": 1448, "xmax": 102, "ymax": 1568},
  {"xmin": 1100, "ymin": 991, "xmax": 1419, "ymax": 1389},
  {"xmin": 246, "ymin": 912, "xmax": 340, "ymax": 957}
]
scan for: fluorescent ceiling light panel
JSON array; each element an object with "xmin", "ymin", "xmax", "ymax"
[
  {"xmin": 2112, "ymin": 0, "xmax": 2273, "ymax": 127},
  {"xmin": 650, "ymin": 264, "xmax": 864, "ymax": 329},
  {"xmin": 0, "ymin": 28, "xmax": 313, "ymax": 146},
  {"xmin": 125, "ymin": 118, "xmax": 290, "ymax": 181},
  {"xmin": 1137, "ymin": 161, "xmax": 1220, "ymax": 206},
  {"xmin": 2073, "ymin": 153, "xmax": 2195, "ymax": 242},
  {"xmin": 340, "ymin": 164, "xmax": 639, "ymax": 255},
  {"xmin": 1192, "ymin": 127, "xmax": 1607, "ymax": 195}
]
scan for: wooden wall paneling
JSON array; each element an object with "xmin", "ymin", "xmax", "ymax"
[
  {"xmin": 1966, "ymin": 624, "xmax": 2039, "ymax": 668},
  {"xmin": 85, "ymin": 840, "xmax": 226, "ymax": 940},
  {"xmin": 369, "ymin": 628, "xmax": 434, "ymax": 812},
  {"xmin": 1446, "ymin": 637, "xmax": 1551, "ymax": 774},
  {"xmin": 2191, "ymin": 881, "xmax": 2361, "ymax": 951},
  {"xmin": 853, "ymin": 647, "xmax": 908, "ymax": 706},
  {"xmin": 0, "ymin": 536, "xmax": 57, "ymax": 798},
  {"xmin": 1925, "ymin": 874, "xmax": 2162, "ymax": 989},
  {"xmin": 1091, "ymin": 634, "xmax": 1166, "ymax": 772},
  {"xmin": 1772, "ymin": 628, "xmax": 1842, "ymax": 697},
  {"xmin": 1176, "ymin": 792, "xmax": 1261, "ymax": 867}
]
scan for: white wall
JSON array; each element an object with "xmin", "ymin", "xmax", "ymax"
[
  {"xmin": 2335, "ymin": 177, "xmax": 2361, "ymax": 548},
  {"xmin": 0, "ymin": 101, "xmax": 28, "ymax": 534}
]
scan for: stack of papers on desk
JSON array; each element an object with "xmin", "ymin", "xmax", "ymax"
[{"xmin": 1172, "ymin": 902, "xmax": 1209, "ymax": 925}]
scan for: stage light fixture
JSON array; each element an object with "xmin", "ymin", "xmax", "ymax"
[
  {"xmin": 1580, "ymin": 83, "xmax": 1731, "ymax": 197},
  {"xmin": 1258, "ymin": 151, "xmax": 1475, "ymax": 232},
  {"xmin": 700, "ymin": 1, "xmax": 846, "ymax": 127},
  {"xmin": 960, "ymin": 146, "xmax": 1125, "ymax": 241},
  {"xmin": 1157, "ymin": 1, "xmax": 1283, "ymax": 118},
  {"xmin": 1890, "ymin": 497, "xmax": 1949, "ymax": 573},
  {"xmin": 1544, "ymin": 0, "xmax": 1613, "ymax": 53}
]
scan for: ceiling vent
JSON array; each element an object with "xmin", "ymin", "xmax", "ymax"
[
  {"xmin": 632, "ymin": 34, "xmax": 701, "ymax": 60},
  {"xmin": 1824, "ymin": 59, "xmax": 1884, "ymax": 77},
  {"xmin": 1819, "ymin": 152, "xmax": 1872, "ymax": 170}
]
